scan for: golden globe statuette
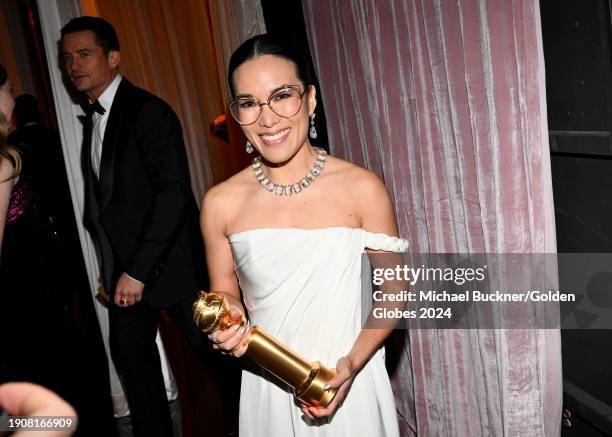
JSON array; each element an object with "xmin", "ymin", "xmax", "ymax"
[{"xmin": 193, "ymin": 291, "xmax": 338, "ymax": 408}]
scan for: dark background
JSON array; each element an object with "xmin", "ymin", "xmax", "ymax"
[
  {"xmin": 541, "ymin": 0, "xmax": 612, "ymax": 435},
  {"xmin": 261, "ymin": 0, "xmax": 329, "ymax": 151}
]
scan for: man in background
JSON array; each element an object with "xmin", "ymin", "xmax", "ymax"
[{"xmin": 60, "ymin": 16, "xmax": 217, "ymax": 437}]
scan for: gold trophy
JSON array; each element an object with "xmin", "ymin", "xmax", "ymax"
[{"xmin": 193, "ymin": 291, "xmax": 338, "ymax": 408}]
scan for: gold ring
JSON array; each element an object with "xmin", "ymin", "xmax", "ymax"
[{"xmin": 120, "ymin": 298, "xmax": 128, "ymax": 306}]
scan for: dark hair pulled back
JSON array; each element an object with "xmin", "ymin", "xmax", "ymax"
[{"xmin": 228, "ymin": 34, "xmax": 313, "ymax": 97}]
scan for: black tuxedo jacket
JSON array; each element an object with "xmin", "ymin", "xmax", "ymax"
[{"xmin": 83, "ymin": 78, "xmax": 206, "ymax": 308}]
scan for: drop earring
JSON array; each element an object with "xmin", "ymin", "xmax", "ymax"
[
  {"xmin": 246, "ymin": 140, "xmax": 253, "ymax": 154},
  {"xmin": 309, "ymin": 113, "xmax": 318, "ymax": 139}
]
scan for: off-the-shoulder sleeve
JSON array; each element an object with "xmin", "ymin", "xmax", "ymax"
[{"xmin": 364, "ymin": 231, "xmax": 409, "ymax": 253}]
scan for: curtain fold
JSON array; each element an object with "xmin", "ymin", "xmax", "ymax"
[
  {"xmin": 302, "ymin": 0, "xmax": 561, "ymax": 435},
  {"xmin": 208, "ymin": 0, "xmax": 266, "ymax": 103},
  {"xmin": 87, "ymin": 0, "xmax": 265, "ymax": 197},
  {"xmin": 0, "ymin": 1, "xmax": 24, "ymax": 96}
]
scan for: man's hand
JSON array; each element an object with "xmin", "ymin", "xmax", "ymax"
[{"xmin": 114, "ymin": 273, "xmax": 145, "ymax": 307}]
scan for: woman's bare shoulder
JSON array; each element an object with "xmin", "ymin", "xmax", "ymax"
[
  {"xmin": 325, "ymin": 154, "xmax": 394, "ymax": 229},
  {"xmin": 201, "ymin": 165, "xmax": 254, "ymax": 216},
  {"xmin": 325, "ymin": 155, "xmax": 386, "ymax": 192}
]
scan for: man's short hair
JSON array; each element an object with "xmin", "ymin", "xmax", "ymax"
[{"xmin": 60, "ymin": 16, "xmax": 120, "ymax": 54}]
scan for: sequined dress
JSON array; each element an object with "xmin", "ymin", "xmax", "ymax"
[
  {"xmin": 6, "ymin": 177, "xmax": 37, "ymax": 224},
  {"xmin": 0, "ymin": 177, "xmax": 68, "ymax": 385}
]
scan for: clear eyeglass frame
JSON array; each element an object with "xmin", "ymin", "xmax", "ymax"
[{"xmin": 228, "ymin": 85, "xmax": 307, "ymax": 126}]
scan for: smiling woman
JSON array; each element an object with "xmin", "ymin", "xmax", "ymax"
[
  {"xmin": 200, "ymin": 34, "xmax": 406, "ymax": 437},
  {"xmin": 229, "ymin": 53, "xmax": 316, "ymax": 168},
  {"xmin": 229, "ymin": 85, "xmax": 307, "ymax": 129}
]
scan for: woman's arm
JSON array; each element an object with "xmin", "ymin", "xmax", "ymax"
[
  {"xmin": 304, "ymin": 169, "xmax": 400, "ymax": 418},
  {"xmin": 200, "ymin": 184, "xmax": 251, "ymax": 357},
  {"xmin": 346, "ymin": 170, "xmax": 400, "ymax": 370}
]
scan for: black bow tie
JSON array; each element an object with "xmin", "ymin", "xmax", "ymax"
[{"xmin": 84, "ymin": 100, "xmax": 106, "ymax": 117}]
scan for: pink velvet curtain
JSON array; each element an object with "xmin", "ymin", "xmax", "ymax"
[{"xmin": 303, "ymin": 0, "xmax": 562, "ymax": 435}]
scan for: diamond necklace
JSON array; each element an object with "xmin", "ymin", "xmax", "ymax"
[{"xmin": 252, "ymin": 147, "xmax": 328, "ymax": 196}]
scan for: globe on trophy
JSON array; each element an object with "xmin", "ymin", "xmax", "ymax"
[{"xmin": 193, "ymin": 291, "xmax": 338, "ymax": 408}]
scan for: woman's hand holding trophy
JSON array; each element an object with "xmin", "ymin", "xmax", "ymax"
[{"xmin": 193, "ymin": 290, "xmax": 338, "ymax": 408}]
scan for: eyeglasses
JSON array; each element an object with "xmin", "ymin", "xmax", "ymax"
[{"xmin": 229, "ymin": 85, "xmax": 306, "ymax": 126}]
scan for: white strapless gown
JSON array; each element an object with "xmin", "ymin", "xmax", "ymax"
[{"xmin": 229, "ymin": 226, "xmax": 406, "ymax": 437}]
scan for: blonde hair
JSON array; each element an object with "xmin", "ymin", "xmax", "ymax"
[{"xmin": 0, "ymin": 112, "xmax": 21, "ymax": 180}]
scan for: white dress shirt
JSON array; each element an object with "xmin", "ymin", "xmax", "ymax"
[{"xmin": 90, "ymin": 73, "xmax": 123, "ymax": 179}]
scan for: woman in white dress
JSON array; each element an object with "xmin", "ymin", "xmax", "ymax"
[{"xmin": 201, "ymin": 35, "xmax": 404, "ymax": 436}]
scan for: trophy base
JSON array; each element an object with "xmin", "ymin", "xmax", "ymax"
[
  {"xmin": 295, "ymin": 361, "xmax": 338, "ymax": 408},
  {"xmin": 194, "ymin": 293, "xmax": 339, "ymax": 409}
]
